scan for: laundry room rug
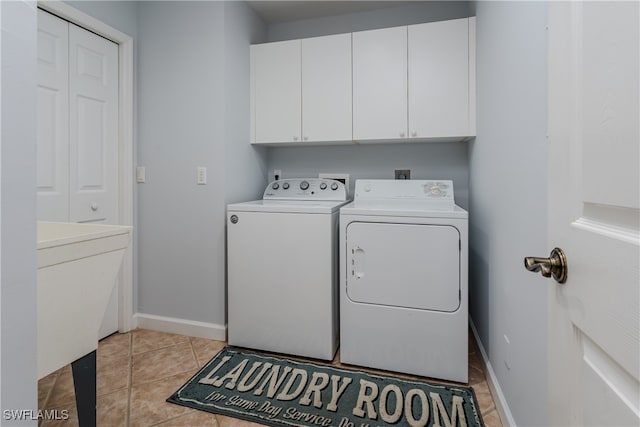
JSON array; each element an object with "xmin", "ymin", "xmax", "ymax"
[{"xmin": 167, "ymin": 347, "xmax": 484, "ymax": 427}]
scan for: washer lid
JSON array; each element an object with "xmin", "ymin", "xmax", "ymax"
[{"xmin": 227, "ymin": 199, "xmax": 350, "ymax": 214}]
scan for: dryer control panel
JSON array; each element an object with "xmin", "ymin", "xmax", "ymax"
[
  {"xmin": 263, "ymin": 178, "xmax": 347, "ymax": 201},
  {"xmin": 354, "ymin": 179, "xmax": 455, "ymax": 209}
]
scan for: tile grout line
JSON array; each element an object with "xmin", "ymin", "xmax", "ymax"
[
  {"xmin": 189, "ymin": 336, "xmax": 201, "ymax": 367},
  {"xmin": 38, "ymin": 370, "xmax": 60, "ymax": 427},
  {"xmin": 148, "ymin": 412, "xmax": 195, "ymax": 427},
  {"xmin": 41, "ymin": 370, "xmax": 61, "ymax": 416},
  {"xmin": 126, "ymin": 332, "xmax": 133, "ymax": 427},
  {"xmin": 146, "ymin": 338, "xmax": 210, "ymax": 426},
  {"xmin": 129, "ymin": 330, "xmax": 192, "ymax": 357}
]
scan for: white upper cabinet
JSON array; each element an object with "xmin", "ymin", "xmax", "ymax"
[
  {"xmin": 302, "ymin": 33, "xmax": 352, "ymax": 142},
  {"xmin": 353, "ymin": 19, "xmax": 475, "ymax": 142},
  {"xmin": 408, "ymin": 18, "xmax": 471, "ymax": 138},
  {"xmin": 352, "ymin": 26, "xmax": 408, "ymax": 141},
  {"xmin": 251, "ymin": 17, "xmax": 476, "ymax": 145},
  {"xmin": 251, "ymin": 34, "xmax": 352, "ymax": 144},
  {"xmin": 252, "ymin": 40, "xmax": 302, "ymax": 144}
]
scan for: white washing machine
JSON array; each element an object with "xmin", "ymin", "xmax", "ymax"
[
  {"xmin": 227, "ymin": 178, "xmax": 349, "ymax": 360},
  {"xmin": 340, "ymin": 179, "xmax": 468, "ymax": 382}
]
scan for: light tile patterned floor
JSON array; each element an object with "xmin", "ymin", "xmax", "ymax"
[{"xmin": 38, "ymin": 329, "xmax": 503, "ymax": 426}]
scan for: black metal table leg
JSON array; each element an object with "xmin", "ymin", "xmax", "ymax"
[{"xmin": 71, "ymin": 350, "xmax": 96, "ymax": 427}]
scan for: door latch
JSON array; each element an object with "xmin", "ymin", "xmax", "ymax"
[{"xmin": 524, "ymin": 247, "xmax": 567, "ymax": 284}]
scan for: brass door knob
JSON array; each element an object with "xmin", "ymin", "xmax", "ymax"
[{"xmin": 524, "ymin": 247, "xmax": 567, "ymax": 284}]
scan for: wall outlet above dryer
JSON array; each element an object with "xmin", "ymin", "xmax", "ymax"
[{"xmin": 395, "ymin": 169, "xmax": 411, "ymax": 180}]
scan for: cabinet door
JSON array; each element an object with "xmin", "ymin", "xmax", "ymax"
[
  {"xmin": 252, "ymin": 40, "xmax": 301, "ymax": 144},
  {"xmin": 302, "ymin": 33, "xmax": 352, "ymax": 142},
  {"xmin": 409, "ymin": 18, "xmax": 470, "ymax": 138},
  {"xmin": 353, "ymin": 26, "xmax": 408, "ymax": 141}
]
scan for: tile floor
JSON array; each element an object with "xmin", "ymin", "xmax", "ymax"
[{"xmin": 38, "ymin": 329, "xmax": 503, "ymax": 426}]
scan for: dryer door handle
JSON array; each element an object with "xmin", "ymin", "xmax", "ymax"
[{"xmin": 352, "ymin": 246, "xmax": 366, "ymax": 280}]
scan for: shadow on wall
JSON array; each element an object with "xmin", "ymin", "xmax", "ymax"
[{"xmin": 469, "ymin": 220, "xmax": 490, "ymax": 350}]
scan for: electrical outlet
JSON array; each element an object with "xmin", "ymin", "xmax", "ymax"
[
  {"xmin": 395, "ymin": 169, "xmax": 411, "ymax": 180},
  {"xmin": 274, "ymin": 169, "xmax": 282, "ymax": 181}
]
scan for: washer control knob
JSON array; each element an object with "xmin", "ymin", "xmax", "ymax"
[
  {"xmin": 272, "ymin": 183, "xmax": 279, "ymax": 190},
  {"xmin": 319, "ymin": 182, "xmax": 327, "ymax": 190},
  {"xmin": 300, "ymin": 180, "xmax": 309, "ymax": 190},
  {"xmin": 283, "ymin": 182, "xmax": 290, "ymax": 190},
  {"xmin": 331, "ymin": 182, "xmax": 339, "ymax": 191}
]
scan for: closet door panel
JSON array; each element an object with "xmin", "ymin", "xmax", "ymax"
[
  {"xmin": 37, "ymin": 10, "xmax": 69, "ymax": 221},
  {"xmin": 69, "ymin": 23, "xmax": 118, "ymax": 224}
]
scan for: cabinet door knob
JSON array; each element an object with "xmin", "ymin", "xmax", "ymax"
[
  {"xmin": 400, "ymin": 132, "xmax": 406, "ymax": 138},
  {"xmin": 411, "ymin": 131, "xmax": 418, "ymax": 137},
  {"xmin": 91, "ymin": 203, "xmax": 98, "ymax": 211},
  {"xmin": 293, "ymin": 136, "xmax": 299, "ymax": 142},
  {"xmin": 303, "ymin": 136, "xmax": 308, "ymax": 141}
]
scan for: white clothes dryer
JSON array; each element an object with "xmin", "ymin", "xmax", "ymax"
[
  {"xmin": 227, "ymin": 178, "xmax": 349, "ymax": 360},
  {"xmin": 340, "ymin": 179, "xmax": 469, "ymax": 382}
]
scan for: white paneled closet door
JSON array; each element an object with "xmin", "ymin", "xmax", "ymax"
[
  {"xmin": 37, "ymin": 9, "xmax": 120, "ymax": 338},
  {"xmin": 37, "ymin": 10, "xmax": 70, "ymax": 221},
  {"xmin": 69, "ymin": 22, "xmax": 118, "ymax": 224}
]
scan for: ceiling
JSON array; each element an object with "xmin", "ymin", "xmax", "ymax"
[{"xmin": 246, "ymin": 1, "xmax": 421, "ymax": 24}]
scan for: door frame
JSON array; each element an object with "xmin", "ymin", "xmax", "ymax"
[{"xmin": 38, "ymin": 1, "xmax": 135, "ymax": 333}]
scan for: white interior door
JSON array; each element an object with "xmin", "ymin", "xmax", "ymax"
[
  {"xmin": 37, "ymin": 10, "xmax": 120, "ymax": 338},
  {"xmin": 547, "ymin": 2, "xmax": 639, "ymax": 425},
  {"xmin": 69, "ymin": 22, "xmax": 118, "ymax": 225},
  {"xmin": 69, "ymin": 22, "xmax": 119, "ymax": 338},
  {"xmin": 37, "ymin": 10, "xmax": 69, "ymax": 221}
]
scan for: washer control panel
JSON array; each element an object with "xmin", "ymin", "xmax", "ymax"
[{"xmin": 264, "ymin": 178, "xmax": 347, "ymax": 201}]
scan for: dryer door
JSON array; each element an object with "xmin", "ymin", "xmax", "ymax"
[{"xmin": 346, "ymin": 222, "xmax": 460, "ymax": 312}]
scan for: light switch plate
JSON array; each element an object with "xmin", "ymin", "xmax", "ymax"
[
  {"xmin": 136, "ymin": 166, "xmax": 146, "ymax": 183},
  {"xmin": 197, "ymin": 167, "xmax": 207, "ymax": 185}
]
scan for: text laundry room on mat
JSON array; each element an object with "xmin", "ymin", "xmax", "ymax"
[{"xmin": 168, "ymin": 347, "xmax": 485, "ymax": 427}]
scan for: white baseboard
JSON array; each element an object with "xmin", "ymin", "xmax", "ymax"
[
  {"xmin": 469, "ymin": 319, "xmax": 517, "ymax": 427},
  {"xmin": 134, "ymin": 313, "xmax": 227, "ymax": 341}
]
